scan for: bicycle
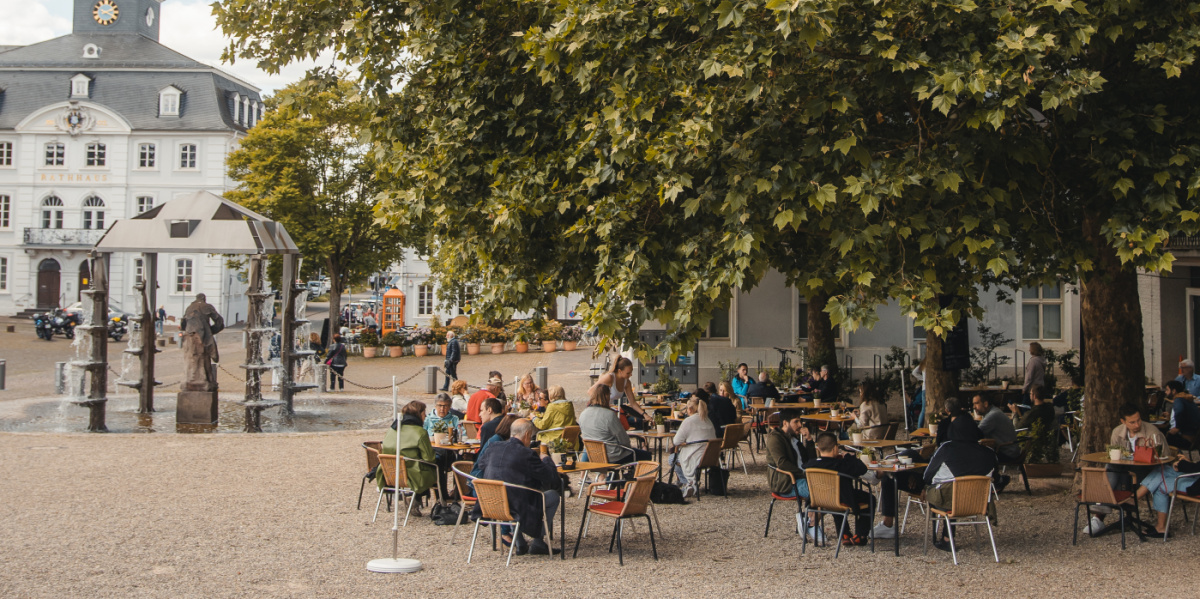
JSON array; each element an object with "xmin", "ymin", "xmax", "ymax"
[{"xmin": 772, "ymin": 346, "xmax": 796, "ymax": 382}]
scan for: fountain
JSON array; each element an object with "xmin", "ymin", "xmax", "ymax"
[
  {"xmin": 68, "ymin": 252, "xmax": 110, "ymax": 432},
  {"xmin": 237, "ymin": 256, "xmax": 284, "ymax": 432},
  {"xmin": 115, "ymin": 274, "xmax": 161, "ymax": 412},
  {"xmin": 278, "ymin": 256, "xmax": 319, "ymax": 414}
]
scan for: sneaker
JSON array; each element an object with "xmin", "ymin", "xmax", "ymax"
[
  {"xmin": 871, "ymin": 521, "xmax": 896, "ymax": 539},
  {"xmin": 841, "ymin": 533, "xmax": 868, "ymax": 546},
  {"xmin": 806, "ymin": 525, "xmax": 826, "ymax": 543},
  {"xmin": 995, "ymin": 475, "xmax": 1012, "ymax": 494},
  {"xmin": 795, "ymin": 513, "xmax": 806, "ymax": 534},
  {"xmin": 1084, "ymin": 516, "xmax": 1106, "ymax": 537},
  {"xmin": 861, "ymin": 471, "xmax": 880, "ymax": 485}
]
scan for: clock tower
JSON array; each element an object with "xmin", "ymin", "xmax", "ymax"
[{"xmin": 72, "ymin": 0, "xmax": 163, "ymax": 41}]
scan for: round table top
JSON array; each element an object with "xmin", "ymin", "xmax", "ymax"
[
  {"xmin": 802, "ymin": 413, "xmax": 856, "ymax": 422},
  {"xmin": 1079, "ymin": 451, "xmax": 1173, "ymax": 466},
  {"xmin": 838, "ymin": 439, "xmax": 917, "ymax": 448}
]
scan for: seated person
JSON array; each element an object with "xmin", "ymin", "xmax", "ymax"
[
  {"xmin": 1163, "ymin": 380, "xmax": 1200, "ymax": 450},
  {"xmin": 764, "ymin": 409, "xmax": 818, "ymax": 537},
  {"xmin": 815, "ymin": 365, "xmax": 840, "ymax": 401},
  {"xmin": 532, "ymin": 389, "xmax": 550, "ymax": 415},
  {"xmin": 1137, "ymin": 455, "xmax": 1200, "ymax": 534},
  {"xmin": 1084, "ymin": 404, "xmax": 1169, "ymax": 535},
  {"xmin": 448, "ymin": 379, "xmax": 470, "ymax": 416},
  {"xmin": 702, "ymin": 382, "xmax": 739, "ymax": 435},
  {"xmin": 478, "ymin": 397, "xmax": 505, "ymax": 446},
  {"xmin": 578, "ymin": 384, "xmax": 651, "ymax": 464},
  {"xmin": 974, "ymin": 394, "xmax": 1021, "ymax": 462},
  {"xmin": 803, "ymin": 432, "xmax": 873, "ymax": 546},
  {"xmin": 1016, "ymin": 385, "xmax": 1056, "ymax": 433},
  {"xmin": 378, "ymin": 400, "xmax": 437, "ymax": 516},
  {"xmin": 533, "ymin": 385, "xmax": 578, "ymax": 446},
  {"xmin": 746, "ymin": 371, "xmax": 782, "ymax": 403},
  {"xmin": 731, "ymin": 363, "xmax": 753, "ymax": 406},
  {"xmin": 475, "ymin": 418, "xmax": 562, "ymax": 555},
  {"xmin": 922, "ymin": 412, "xmax": 998, "ymax": 550},
  {"xmin": 851, "ymin": 380, "xmax": 888, "ymax": 440},
  {"xmin": 423, "ymin": 394, "xmax": 461, "ymax": 500},
  {"xmin": 670, "ymin": 397, "xmax": 718, "ymax": 498},
  {"xmin": 466, "ymin": 377, "xmax": 503, "ymax": 423}
]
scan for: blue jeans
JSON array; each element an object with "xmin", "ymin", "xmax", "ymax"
[
  {"xmin": 1139, "ymin": 467, "xmax": 1183, "ymax": 514},
  {"xmin": 778, "ymin": 479, "xmax": 810, "ymax": 500}
]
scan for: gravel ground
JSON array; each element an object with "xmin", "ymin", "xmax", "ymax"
[{"xmin": 1, "ymin": 430, "xmax": 1197, "ymax": 598}]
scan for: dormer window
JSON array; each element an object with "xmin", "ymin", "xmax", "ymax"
[
  {"xmin": 242, "ymin": 97, "xmax": 251, "ymax": 126},
  {"xmin": 250, "ymin": 103, "xmax": 259, "ymax": 127},
  {"xmin": 231, "ymin": 92, "xmax": 241, "ymax": 123},
  {"xmin": 71, "ymin": 74, "xmax": 91, "ymax": 98},
  {"xmin": 159, "ymin": 85, "xmax": 181, "ymax": 117},
  {"xmin": 82, "ymin": 44, "xmax": 101, "ymax": 59}
]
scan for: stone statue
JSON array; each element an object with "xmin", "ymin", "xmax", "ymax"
[{"xmin": 180, "ymin": 293, "xmax": 225, "ymax": 392}]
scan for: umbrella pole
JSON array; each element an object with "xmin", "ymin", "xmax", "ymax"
[{"xmin": 367, "ymin": 376, "xmax": 422, "ymax": 573}]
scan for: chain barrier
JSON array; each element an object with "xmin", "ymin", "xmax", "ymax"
[
  {"xmin": 455, "ymin": 363, "xmax": 542, "ymax": 391},
  {"xmin": 217, "ymin": 363, "xmax": 247, "ymax": 383},
  {"xmin": 339, "ymin": 367, "xmax": 426, "ymax": 391},
  {"xmin": 104, "ymin": 364, "xmax": 180, "ymax": 389}
]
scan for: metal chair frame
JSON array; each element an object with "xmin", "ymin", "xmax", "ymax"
[
  {"xmin": 448, "ymin": 461, "xmax": 479, "ymax": 546},
  {"xmin": 573, "ymin": 475, "xmax": 659, "ymax": 565},
  {"xmin": 720, "ymin": 422, "xmax": 750, "ymax": 475},
  {"xmin": 583, "ymin": 461, "xmax": 664, "ymax": 539},
  {"xmin": 801, "ymin": 468, "xmax": 876, "ymax": 558},
  {"xmin": 1072, "ymin": 467, "xmax": 1143, "ymax": 550},
  {"xmin": 1164, "ymin": 471, "xmax": 1200, "ymax": 541},
  {"xmin": 358, "ymin": 441, "xmax": 382, "ymax": 510},
  {"xmin": 372, "ymin": 453, "xmax": 442, "ymax": 526},
  {"xmin": 923, "ymin": 475, "xmax": 998, "ymax": 565},
  {"xmin": 455, "ymin": 470, "xmax": 553, "ymax": 567},
  {"xmin": 764, "ymin": 465, "xmax": 807, "ymax": 538}
]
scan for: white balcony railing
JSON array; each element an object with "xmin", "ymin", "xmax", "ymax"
[{"xmin": 22, "ymin": 227, "xmax": 106, "ymax": 247}]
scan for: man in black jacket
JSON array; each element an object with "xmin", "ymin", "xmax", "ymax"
[
  {"xmin": 746, "ymin": 372, "xmax": 782, "ymax": 403},
  {"xmin": 442, "ymin": 330, "xmax": 461, "ymax": 391},
  {"xmin": 804, "ymin": 432, "xmax": 873, "ymax": 545},
  {"xmin": 922, "ymin": 411, "xmax": 998, "ymax": 550},
  {"xmin": 475, "ymin": 418, "xmax": 562, "ymax": 555},
  {"xmin": 700, "ymin": 383, "xmax": 738, "ymax": 434}
]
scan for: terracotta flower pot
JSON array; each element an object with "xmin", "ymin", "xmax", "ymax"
[
  {"xmin": 562, "ymin": 340, "xmax": 578, "ymax": 352},
  {"xmin": 490, "ymin": 342, "xmax": 505, "ymax": 354},
  {"xmin": 388, "ymin": 346, "xmax": 403, "ymax": 358},
  {"xmin": 363, "ymin": 346, "xmax": 378, "ymax": 358},
  {"xmin": 542, "ymin": 341, "xmax": 558, "ymax": 352},
  {"xmin": 467, "ymin": 343, "xmax": 481, "ymax": 355},
  {"xmin": 515, "ymin": 342, "xmax": 529, "ymax": 353},
  {"xmin": 414, "ymin": 345, "xmax": 429, "ymax": 357}
]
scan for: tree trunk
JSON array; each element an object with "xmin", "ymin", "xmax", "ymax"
[
  {"xmin": 327, "ymin": 259, "xmax": 343, "ymax": 335},
  {"xmin": 924, "ymin": 329, "xmax": 956, "ymax": 426},
  {"xmin": 807, "ymin": 292, "xmax": 838, "ymax": 381},
  {"xmin": 1079, "ymin": 216, "xmax": 1146, "ymax": 456}
]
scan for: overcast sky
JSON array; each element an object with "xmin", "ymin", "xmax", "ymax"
[{"xmin": 0, "ymin": 0, "xmax": 328, "ymax": 94}]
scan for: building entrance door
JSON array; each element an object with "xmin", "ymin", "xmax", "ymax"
[{"xmin": 37, "ymin": 259, "xmax": 61, "ymax": 309}]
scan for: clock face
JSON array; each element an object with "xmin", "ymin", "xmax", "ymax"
[
  {"xmin": 93, "ymin": 0, "xmax": 119, "ymax": 26},
  {"xmin": 145, "ymin": 6, "xmax": 155, "ymax": 26}
]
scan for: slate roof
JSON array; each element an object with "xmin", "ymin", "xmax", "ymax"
[{"xmin": 0, "ymin": 34, "xmax": 260, "ymax": 132}]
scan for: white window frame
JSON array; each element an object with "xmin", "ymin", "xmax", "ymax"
[
  {"xmin": 159, "ymin": 87, "xmax": 181, "ymax": 117},
  {"xmin": 0, "ymin": 141, "xmax": 12, "ymax": 167},
  {"xmin": 178, "ymin": 143, "xmax": 198, "ymax": 170},
  {"xmin": 0, "ymin": 194, "xmax": 10, "ymax": 229},
  {"xmin": 232, "ymin": 92, "xmax": 241, "ymax": 123},
  {"xmin": 1020, "ymin": 284, "xmax": 1064, "ymax": 341},
  {"xmin": 44, "ymin": 142, "xmax": 65, "ymax": 167},
  {"xmin": 137, "ymin": 142, "xmax": 156, "ymax": 169},
  {"xmin": 417, "ymin": 283, "xmax": 434, "ymax": 316},
  {"xmin": 85, "ymin": 142, "xmax": 106, "ymax": 167},
  {"xmin": 41, "ymin": 196, "xmax": 64, "ymax": 229},
  {"xmin": 82, "ymin": 196, "xmax": 105, "ymax": 230},
  {"xmin": 174, "ymin": 258, "xmax": 193, "ymax": 293},
  {"xmin": 71, "ymin": 74, "xmax": 91, "ymax": 98},
  {"xmin": 133, "ymin": 257, "xmax": 144, "ymax": 284},
  {"xmin": 0, "ymin": 256, "xmax": 8, "ymax": 292},
  {"xmin": 135, "ymin": 195, "xmax": 155, "ymax": 215}
]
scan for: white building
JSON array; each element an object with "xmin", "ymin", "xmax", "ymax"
[{"xmin": 0, "ymin": 0, "xmax": 262, "ymax": 323}]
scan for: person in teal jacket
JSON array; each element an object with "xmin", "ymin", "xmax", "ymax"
[
  {"xmin": 731, "ymin": 363, "xmax": 752, "ymax": 409},
  {"xmin": 378, "ymin": 400, "xmax": 438, "ymax": 514}
]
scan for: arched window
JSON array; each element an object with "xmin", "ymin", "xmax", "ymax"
[
  {"xmin": 41, "ymin": 196, "xmax": 64, "ymax": 229},
  {"xmin": 82, "ymin": 196, "xmax": 105, "ymax": 230}
]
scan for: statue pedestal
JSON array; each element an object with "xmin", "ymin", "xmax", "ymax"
[{"xmin": 177, "ymin": 390, "xmax": 218, "ymax": 425}]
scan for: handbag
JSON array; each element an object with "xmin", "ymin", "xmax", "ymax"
[{"xmin": 1133, "ymin": 443, "xmax": 1156, "ymax": 464}]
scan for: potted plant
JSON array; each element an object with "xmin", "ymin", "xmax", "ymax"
[
  {"xmin": 508, "ymin": 320, "xmax": 531, "ymax": 353},
  {"xmin": 1107, "ymin": 444, "xmax": 1124, "ymax": 462},
  {"xmin": 860, "ymin": 446, "xmax": 877, "ymax": 467},
  {"xmin": 560, "ymin": 325, "xmax": 583, "ymax": 351},
  {"xmin": 381, "ymin": 330, "xmax": 405, "ymax": 358},
  {"xmin": 460, "ymin": 325, "xmax": 482, "ymax": 355},
  {"xmin": 430, "ymin": 419, "xmax": 451, "ymax": 445},
  {"xmin": 484, "ymin": 325, "xmax": 510, "ymax": 354},
  {"xmin": 548, "ymin": 437, "xmax": 571, "ymax": 464},
  {"xmin": 813, "ymin": 389, "xmax": 822, "ymax": 408},
  {"xmin": 537, "ymin": 320, "xmax": 563, "ymax": 352},
  {"xmin": 409, "ymin": 327, "xmax": 433, "ymax": 357},
  {"xmin": 1023, "ymin": 419, "xmax": 1063, "ymax": 477},
  {"xmin": 650, "ymin": 366, "xmax": 681, "ymax": 397},
  {"xmin": 358, "ymin": 329, "xmax": 380, "ymax": 358},
  {"xmin": 927, "ymin": 413, "xmax": 941, "ymax": 437},
  {"xmin": 653, "ymin": 411, "xmax": 667, "ymax": 434},
  {"xmin": 849, "ymin": 425, "xmax": 864, "ymax": 445}
]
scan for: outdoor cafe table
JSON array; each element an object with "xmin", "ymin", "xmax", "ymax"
[
  {"xmin": 867, "ymin": 461, "xmax": 928, "ymax": 556},
  {"xmin": 802, "ymin": 413, "xmax": 856, "ymax": 429},
  {"xmin": 1078, "ymin": 452, "xmax": 1172, "ymax": 539},
  {"xmin": 839, "ymin": 439, "xmax": 916, "ymax": 451},
  {"xmin": 431, "ymin": 442, "xmax": 478, "ymax": 453},
  {"xmin": 553, "ymin": 460, "xmax": 618, "ymax": 560},
  {"xmin": 628, "ymin": 431, "xmax": 676, "ymax": 480}
]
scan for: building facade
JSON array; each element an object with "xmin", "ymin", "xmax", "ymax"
[{"xmin": 0, "ymin": 0, "xmax": 262, "ymax": 323}]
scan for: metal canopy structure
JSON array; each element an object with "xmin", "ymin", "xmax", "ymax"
[{"xmin": 84, "ymin": 191, "xmax": 306, "ymax": 432}]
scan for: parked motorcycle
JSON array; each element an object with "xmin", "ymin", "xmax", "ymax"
[
  {"xmin": 50, "ymin": 310, "xmax": 81, "ymax": 339},
  {"xmin": 108, "ymin": 314, "xmax": 127, "ymax": 342},
  {"xmin": 32, "ymin": 312, "xmax": 54, "ymax": 341}
]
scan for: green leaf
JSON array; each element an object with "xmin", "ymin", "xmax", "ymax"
[{"xmin": 833, "ymin": 134, "xmax": 857, "ymax": 155}]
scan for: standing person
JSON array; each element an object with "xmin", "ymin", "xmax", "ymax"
[
  {"xmin": 1022, "ymin": 342, "xmax": 1046, "ymax": 406},
  {"xmin": 326, "ymin": 334, "xmax": 347, "ymax": 392},
  {"xmin": 441, "ymin": 330, "xmax": 461, "ymax": 391},
  {"xmin": 670, "ymin": 397, "xmax": 717, "ymax": 497},
  {"xmin": 731, "ymin": 363, "xmax": 753, "ymax": 408},
  {"xmin": 155, "ymin": 305, "xmax": 166, "ymax": 337},
  {"xmin": 909, "ymin": 359, "xmax": 927, "ymax": 431},
  {"xmin": 1176, "ymin": 359, "xmax": 1200, "ymax": 397},
  {"xmin": 591, "ymin": 356, "xmax": 649, "ymax": 421}
]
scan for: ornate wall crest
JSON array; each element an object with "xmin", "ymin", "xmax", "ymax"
[{"xmin": 56, "ymin": 103, "xmax": 97, "ymax": 137}]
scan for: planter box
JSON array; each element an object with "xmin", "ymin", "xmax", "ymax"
[{"xmin": 1024, "ymin": 463, "xmax": 1063, "ymax": 478}]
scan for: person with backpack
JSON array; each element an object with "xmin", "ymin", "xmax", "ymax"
[{"xmin": 326, "ymin": 334, "xmax": 348, "ymax": 392}]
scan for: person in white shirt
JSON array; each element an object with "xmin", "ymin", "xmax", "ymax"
[{"xmin": 670, "ymin": 397, "xmax": 717, "ymax": 498}]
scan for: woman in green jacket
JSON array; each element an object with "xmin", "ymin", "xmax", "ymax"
[
  {"xmin": 378, "ymin": 400, "xmax": 438, "ymax": 514},
  {"xmin": 534, "ymin": 385, "xmax": 578, "ymax": 447}
]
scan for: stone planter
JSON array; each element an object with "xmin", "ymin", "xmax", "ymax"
[
  {"xmin": 363, "ymin": 346, "xmax": 378, "ymax": 358},
  {"xmin": 467, "ymin": 343, "xmax": 481, "ymax": 355},
  {"xmin": 563, "ymin": 340, "xmax": 578, "ymax": 351},
  {"xmin": 515, "ymin": 342, "xmax": 529, "ymax": 353},
  {"xmin": 490, "ymin": 342, "xmax": 506, "ymax": 354},
  {"xmin": 414, "ymin": 345, "xmax": 429, "ymax": 357},
  {"xmin": 541, "ymin": 340, "xmax": 558, "ymax": 352}
]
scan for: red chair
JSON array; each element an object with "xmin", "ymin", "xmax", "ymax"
[
  {"xmin": 574, "ymin": 474, "xmax": 659, "ymax": 565},
  {"xmin": 764, "ymin": 465, "xmax": 806, "ymax": 538}
]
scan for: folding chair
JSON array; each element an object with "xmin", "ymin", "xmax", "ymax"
[{"xmin": 923, "ymin": 476, "xmax": 998, "ymax": 564}]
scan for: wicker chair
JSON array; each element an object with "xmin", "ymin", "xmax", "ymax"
[
  {"xmin": 586, "ymin": 461, "xmax": 665, "ymax": 539},
  {"xmin": 358, "ymin": 441, "xmax": 382, "ymax": 510},
  {"xmin": 465, "ymin": 477, "xmax": 553, "ymax": 567},
  {"xmin": 1165, "ymin": 472, "xmax": 1200, "ymax": 540},
  {"xmin": 373, "ymin": 453, "xmax": 441, "ymax": 526},
  {"xmin": 577, "ymin": 438, "xmax": 622, "ymax": 499},
  {"xmin": 720, "ymin": 422, "xmax": 750, "ymax": 475},
  {"xmin": 764, "ymin": 465, "xmax": 806, "ymax": 538},
  {"xmin": 562, "ymin": 425, "xmax": 581, "ymax": 450},
  {"xmin": 882, "ymin": 422, "xmax": 900, "ymax": 440},
  {"xmin": 462, "ymin": 421, "xmax": 480, "ymax": 441},
  {"xmin": 449, "ymin": 461, "xmax": 479, "ymax": 546},
  {"xmin": 1073, "ymin": 467, "xmax": 1143, "ymax": 549},
  {"xmin": 923, "ymin": 475, "xmax": 998, "ymax": 564},
  {"xmin": 802, "ymin": 468, "xmax": 875, "ymax": 558},
  {"xmin": 573, "ymin": 474, "xmax": 660, "ymax": 565}
]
